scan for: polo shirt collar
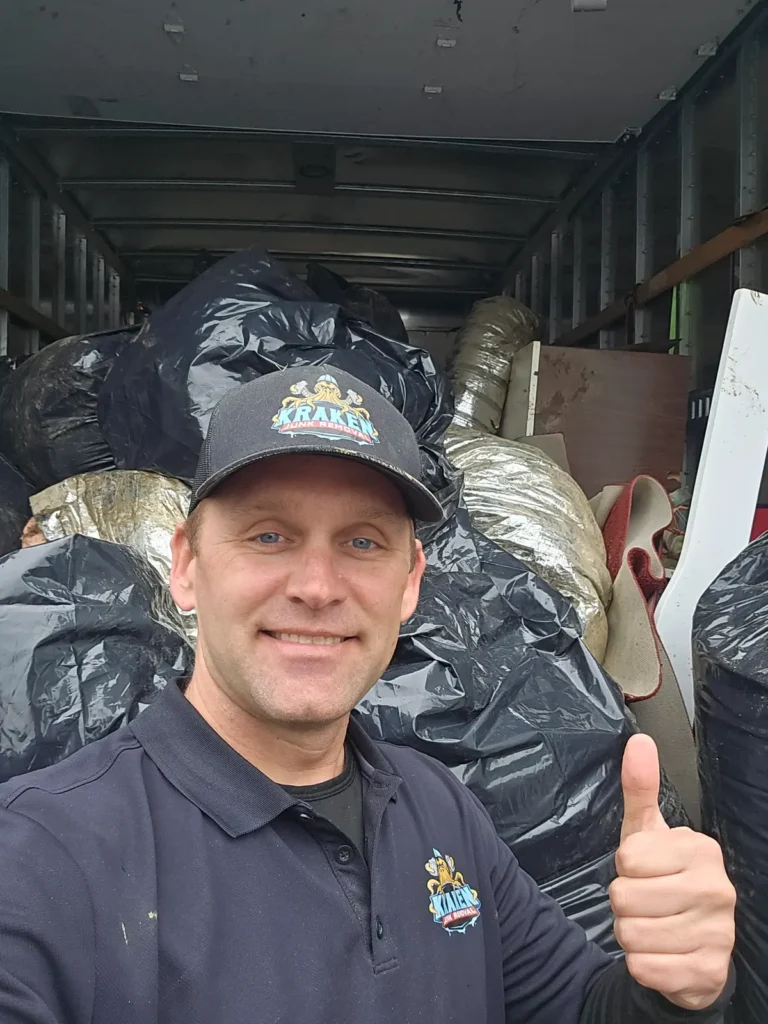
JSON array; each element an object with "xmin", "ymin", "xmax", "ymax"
[{"xmin": 130, "ymin": 680, "xmax": 400, "ymax": 837}]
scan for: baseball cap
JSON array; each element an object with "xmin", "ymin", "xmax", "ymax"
[{"xmin": 189, "ymin": 366, "xmax": 444, "ymax": 523}]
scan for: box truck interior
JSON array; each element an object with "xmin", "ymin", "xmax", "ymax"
[
  {"xmin": 5, "ymin": 9, "xmax": 768, "ymax": 1010},
  {"xmin": 0, "ymin": 0, "xmax": 766, "ymax": 401}
]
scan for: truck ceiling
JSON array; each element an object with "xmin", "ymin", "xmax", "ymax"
[{"xmin": 0, "ymin": 0, "xmax": 753, "ymax": 142}]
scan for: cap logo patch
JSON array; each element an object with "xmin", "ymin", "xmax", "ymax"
[{"xmin": 271, "ymin": 375, "xmax": 380, "ymax": 446}]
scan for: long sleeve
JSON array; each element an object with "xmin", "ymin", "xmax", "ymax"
[
  {"xmin": 491, "ymin": 828, "xmax": 614, "ymax": 1023},
  {"xmin": 0, "ymin": 807, "xmax": 95, "ymax": 1023},
  {"xmin": 580, "ymin": 958, "xmax": 735, "ymax": 1023}
]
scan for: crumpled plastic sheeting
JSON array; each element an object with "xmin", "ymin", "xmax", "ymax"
[
  {"xmin": 448, "ymin": 295, "xmax": 539, "ymax": 433},
  {"xmin": 0, "ymin": 451, "xmax": 32, "ymax": 558},
  {"xmin": 305, "ymin": 264, "xmax": 409, "ymax": 344},
  {"xmin": 357, "ymin": 507, "xmax": 687, "ymax": 952},
  {"xmin": 30, "ymin": 470, "xmax": 197, "ymax": 644},
  {"xmin": 694, "ymin": 532, "xmax": 768, "ymax": 1024},
  {"xmin": 444, "ymin": 427, "xmax": 611, "ymax": 661},
  {"xmin": 98, "ymin": 248, "xmax": 453, "ymax": 484},
  {"xmin": 0, "ymin": 535, "xmax": 193, "ymax": 783},
  {"xmin": 0, "ymin": 327, "xmax": 138, "ymax": 490}
]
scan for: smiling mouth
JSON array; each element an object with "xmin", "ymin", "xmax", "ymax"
[{"xmin": 262, "ymin": 631, "xmax": 351, "ymax": 646}]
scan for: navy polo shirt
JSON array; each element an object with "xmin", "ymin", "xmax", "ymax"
[{"xmin": 0, "ymin": 680, "xmax": 614, "ymax": 1024}]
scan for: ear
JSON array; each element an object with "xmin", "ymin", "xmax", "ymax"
[
  {"xmin": 169, "ymin": 523, "xmax": 197, "ymax": 612},
  {"xmin": 400, "ymin": 539, "xmax": 426, "ymax": 623}
]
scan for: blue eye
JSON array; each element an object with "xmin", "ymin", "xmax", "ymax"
[
  {"xmin": 257, "ymin": 532, "xmax": 282, "ymax": 545},
  {"xmin": 350, "ymin": 537, "xmax": 376, "ymax": 551}
]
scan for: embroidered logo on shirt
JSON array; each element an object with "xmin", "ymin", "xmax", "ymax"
[
  {"xmin": 271, "ymin": 374, "xmax": 380, "ymax": 447},
  {"xmin": 425, "ymin": 849, "xmax": 482, "ymax": 934}
]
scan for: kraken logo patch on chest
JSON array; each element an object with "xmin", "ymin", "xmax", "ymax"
[{"xmin": 425, "ymin": 849, "xmax": 481, "ymax": 934}]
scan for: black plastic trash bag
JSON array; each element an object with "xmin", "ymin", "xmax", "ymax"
[
  {"xmin": 306, "ymin": 263, "xmax": 410, "ymax": 343},
  {"xmin": 0, "ymin": 534, "xmax": 193, "ymax": 783},
  {"xmin": 357, "ymin": 508, "xmax": 687, "ymax": 953},
  {"xmin": 98, "ymin": 249, "xmax": 452, "ymax": 484},
  {"xmin": 0, "ymin": 327, "xmax": 138, "ymax": 489},
  {"xmin": 0, "ymin": 452, "xmax": 32, "ymax": 557},
  {"xmin": 694, "ymin": 532, "xmax": 768, "ymax": 1024}
]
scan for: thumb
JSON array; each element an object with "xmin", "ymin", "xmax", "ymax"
[{"xmin": 620, "ymin": 734, "xmax": 669, "ymax": 841}]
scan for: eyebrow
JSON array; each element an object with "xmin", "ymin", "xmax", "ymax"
[
  {"xmin": 223, "ymin": 500, "xmax": 406, "ymax": 525},
  {"xmin": 352, "ymin": 505, "xmax": 408, "ymax": 525}
]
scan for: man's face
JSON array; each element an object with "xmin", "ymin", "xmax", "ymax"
[{"xmin": 170, "ymin": 454, "xmax": 426, "ymax": 728}]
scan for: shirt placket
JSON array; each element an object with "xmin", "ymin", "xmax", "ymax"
[
  {"xmin": 361, "ymin": 775, "xmax": 401, "ymax": 973},
  {"xmin": 295, "ymin": 804, "xmax": 373, "ymax": 952}
]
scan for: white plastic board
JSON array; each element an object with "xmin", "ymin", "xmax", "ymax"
[{"xmin": 655, "ymin": 289, "xmax": 768, "ymax": 722}]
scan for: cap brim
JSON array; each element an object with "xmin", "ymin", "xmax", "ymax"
[{"xmin": 189, "ymin": 445, "xmax": 445, "ymax": 524}]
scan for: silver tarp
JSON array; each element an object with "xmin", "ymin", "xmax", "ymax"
[
  {"xmin": 448, "ymin": 295, "xmax": 540, "ymax": 433},
  {"xmin": 30, "ymin": 470, "xmax": 197, "ymax": 643},
  {"xmin": 444, "ymin": 427, "xmax": 612, "ymax": 661}
]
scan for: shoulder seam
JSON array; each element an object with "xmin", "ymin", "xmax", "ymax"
[{"xmin": 2, "ymin": 735, "xmax": 143, "ymax": 808}]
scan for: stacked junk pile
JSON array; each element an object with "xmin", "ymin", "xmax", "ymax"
[
  {"xmin": 694, "ymin": 536, "xmax": 768, "ymax": 1024},
  {"xmin": 0, "ymin": 248, "xmax": 689, "ymax": 954}
]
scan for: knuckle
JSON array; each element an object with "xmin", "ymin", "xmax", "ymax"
[
  {"xmin": 671, "ymin": 826, "xmax": 695, "ymax": 840},
  {"xmin": 671, "ymin": 827, "xmax": 701, "ymax": 857},
  {"xmin": 695, "ymin": 871, "xmax": 737, "ymax": 910},
  {"xmin": 609, "ymin": 878, "xmax": 630, "ymax": 916},
  {"xmin": 726, "ymin": 880, "xmax": 738, "ymax": 910},
  {"xmin": 700, "ymin": 832, "xmax": 723, "ymax": 854},
  {"xmin": 613, "ymin": 918, "xmax": 633, "ymax": 950},
  {"xmin": 690, "ymin": 950, "xmax": 730, "ymax": 994},
  {"xmin": 687, "ymin": 830, "xmax": 725, "ymax": 863},
  {"xmin": 616, "ymin": 834, "xmax": 646, "ymax": 875},
  {"xmin": 625, "ymin": 953, "xmax": 658, "ymax": 990},
  {"xmin": 712, "ymin": 878, "xmax": 738, "ymax": 910},
  {"xmin": 706, "ymin": 958, "xmax": 730, "ymax": 992},
  {"xmin": 622, "ymin": 832, "xmax": 649, "ymax": 856},
  {"xmin": 700, "ymin": 921, "xmax": 735, "ymax": 953}
]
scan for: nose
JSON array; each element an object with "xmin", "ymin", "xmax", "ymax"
[{"xmin": 283, "ymin": 541, "xmax": 347, "ymax": 611}]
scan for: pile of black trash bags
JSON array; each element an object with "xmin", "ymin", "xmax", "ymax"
[
  {"xmin": 695, "ymin": 533, "xmax": 768, "ymax": 1024},
  {"xmin": 0, "ymin": 248, "xmax": 687, "ymax": 953}
]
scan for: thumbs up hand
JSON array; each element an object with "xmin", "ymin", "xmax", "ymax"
[{"xmin": 610, "ymin": 735, "xmax": 736, "ymax": 1011}]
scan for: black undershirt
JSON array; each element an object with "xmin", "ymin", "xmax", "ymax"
[{"xmin": 283, "ymin": 745, "xmax": 365, "ymax": 855}]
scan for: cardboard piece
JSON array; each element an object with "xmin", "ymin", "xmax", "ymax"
[{"xmin": 515, "ymin": 432, "xmax": 571, "ymax": 475}]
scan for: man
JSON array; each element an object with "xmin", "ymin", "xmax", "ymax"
[{"xmin": 0, "ymin": 367, "xmax": 735, "ymax": 1023}]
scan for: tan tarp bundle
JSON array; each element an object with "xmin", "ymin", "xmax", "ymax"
[{"xmin": 444, "ymin": 426, "xmax": 612, "ymax": 661}]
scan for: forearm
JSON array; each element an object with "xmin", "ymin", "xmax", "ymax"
[{"xmin": 580, "ymin": 959, "xmax": 734, "ymax": 1024}]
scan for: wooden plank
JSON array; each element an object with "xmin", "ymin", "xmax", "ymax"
[
  {"xmin": 532, "ymin": 347, "xmax": 690, "ymax": 498},
  {"xmin": 639, "ymin": 207, "xmax": 768, "ymax": 300},
  {"xmin": 557, "ymin": 206, "xmax": 768, "ymax": 347},
  {"xmin": 0, "ymin": 286, "xmax": 68, "ymax": 340}
]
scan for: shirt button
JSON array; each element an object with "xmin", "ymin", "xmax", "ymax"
[
  {"xmin": 376, "ymin": 919, "xmax": 384, "ymax": 940},
  {"xmin": 335, "ymin": 844, "xmax": 354, "ymax": 865}
]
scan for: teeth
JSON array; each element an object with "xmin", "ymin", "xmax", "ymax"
[{"xmin": 270, "ymin": 632, "xmax": 345, "ymax": 646}]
